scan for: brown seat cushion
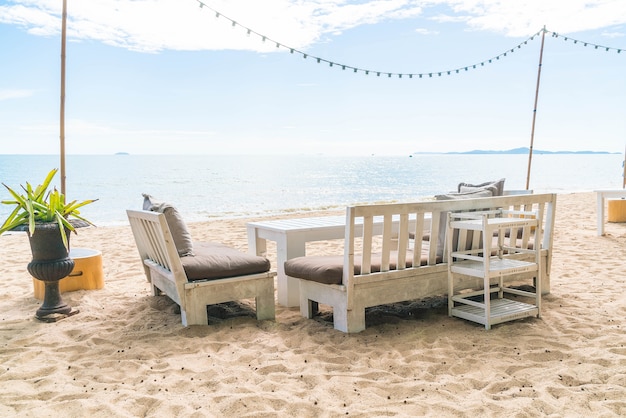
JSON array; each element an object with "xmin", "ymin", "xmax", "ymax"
[
  {"xmin": 284, "ymin": 249, "xmax": 441, "ymax": 286},
  {"xmin": 181, "ymin": 242, "xmax": 271, "ymax": 281}
]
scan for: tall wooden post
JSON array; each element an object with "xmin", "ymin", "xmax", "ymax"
[
  {"xmin": 60, "ymin": 0, "xmax": 67, "ymax": 196},
  {"xmin": 623, "ymin": 144, "xmax": 626, "ymax": 189},
  {"xmin": 526, "ymin": 27, "xmax": 546, "ymax": 190}
]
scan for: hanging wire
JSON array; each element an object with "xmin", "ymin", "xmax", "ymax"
[
  {"xmin": 194, "ymin": 2, "xmax": 624, "ymax": 78},
  {"xmin": 548, "ymin": 30, "xmax": 623, "ymax": 54}
]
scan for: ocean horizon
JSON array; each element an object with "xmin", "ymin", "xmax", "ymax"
[{"xmin": 1, "ymin": 153, "xmax": 623, "ymax": 227}]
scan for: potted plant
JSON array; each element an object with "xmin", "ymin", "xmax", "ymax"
[{"xmin": 0, "ymin": 168, "xmax": 97, "ymax": 321}]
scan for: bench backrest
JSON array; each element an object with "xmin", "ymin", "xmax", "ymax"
[
  {"xmin": 127, "ymin": 209, "xmax": 188, "ymax": 300},
  {"xmin": 343, "ymin": 193, "xmax": 556, "ymax": 285}
]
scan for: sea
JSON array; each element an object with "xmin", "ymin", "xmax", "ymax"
[{"xmin": 0, "ymin": 153, "xmax": 623, "ymax": 227}]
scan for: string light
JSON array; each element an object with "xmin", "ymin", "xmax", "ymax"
[{"xmin": 194, "ymin": 1, "xmax": 624, "ymax": 80}]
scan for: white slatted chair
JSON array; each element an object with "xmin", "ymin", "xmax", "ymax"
[{"xmin": 127, "ymin": 210, "xmax": 275, "ymax": 326}]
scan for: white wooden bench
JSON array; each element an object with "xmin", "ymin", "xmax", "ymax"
[
  {"xmin": 127, "ymin": 210, "xmax": 276, "ymax": 326},
  {"xmin": 284, "ymin": 193, "xmax": 556, "ymax": 333}
]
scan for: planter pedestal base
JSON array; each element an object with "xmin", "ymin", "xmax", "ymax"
[
  {"xmin": 27, "ymin": 254, "xmax": 76, "ymax": 322},
  {"xmin": 37, "ymin": 308, "xmax": 80, "ymax": 323}
]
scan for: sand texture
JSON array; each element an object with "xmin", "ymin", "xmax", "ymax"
[{"xmin": 0, "ymin": 192, "xmax": 625, "ymax": 417}]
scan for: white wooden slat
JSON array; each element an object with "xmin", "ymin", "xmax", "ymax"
[
  {"xmin": 361, "ymin": 215, "xmax": 373, "ymax": 275},
  {"xmin": 397, "ymin": 213, "xmax": 409, "ymax": 270},
  {"xmin": 381, "ymin": 213, "xmax": 392, "ymax": 271}
]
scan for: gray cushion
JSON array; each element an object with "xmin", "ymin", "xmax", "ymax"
[
  {"xmin": 433, "ymin": 189, "xmax": 494, "ymax": 256},
  {"xmin": 181, "ymin": 242, "xmax": 271, "ymax": 281},
  {"xmin": 434, "ymin": 188, "xmax": 494, "ymax": 201},
  {"xmin": 284, "ymin": 250, "xmax": 440, "ymax": 286},
  {"xmin": 459, "ymin": 184, "xmax": 498, "ymax": 195},
  {"xmin": 457, "ymin": 178, "xmax": 506, "ymax": 196},
  {"xmin": 142, "ymin": 194, "xmax": 194, "ymax": 257}
]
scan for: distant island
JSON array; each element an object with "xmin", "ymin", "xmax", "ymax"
[{"xmin": 413, "ymin": 147, "xmax": 618, "ymax": 155}]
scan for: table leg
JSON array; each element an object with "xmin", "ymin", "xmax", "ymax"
[
  {"xmin": 247, "ymin": 225, "xmax": 267, "ymax": 256},
  {"xmin": 276, "ymin": 235, "xmax": 306, "ymax": 307},
  {"xmin": 597, "ymin": 193, "xmax": 604, "ymax": 236}
]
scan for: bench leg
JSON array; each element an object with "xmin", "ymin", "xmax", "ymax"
[
  {"xmin": 300, "ymin": 298, "xmax": 318, "ymax": 319},
  {"xmin": 255, "ymin": 281, "xmax": 276, "ymax": 321},
  {"xmin": 181, "ymin": 299, "xmax": 209, "ymax": 326},
  {"xmin": 333, "ymin": 301, "xmax": 366, "ymax": 333},
  {"xmin": 151, "ymin": 283, "xmax": 161, "ymax": 296}
]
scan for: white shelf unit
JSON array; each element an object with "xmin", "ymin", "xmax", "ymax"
[{"xmin": 446, "ymin": 209, "xmax": 542, "ymax": 330}]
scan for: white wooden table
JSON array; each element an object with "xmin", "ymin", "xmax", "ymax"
[
  {"xmin": 247, "ymin": 214, "xmax": 423, "ymax": 307},
  {"xmin": 595, "ymin": 190, "xmax": 626, "ymax": 236}
]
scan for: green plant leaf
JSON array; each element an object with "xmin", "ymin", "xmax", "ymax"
[{"xmin": 0, "ymin": 168, "xmax": 96, "ymax": 245}]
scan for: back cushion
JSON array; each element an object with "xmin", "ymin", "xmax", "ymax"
[
  {"xmin": 142, "ymin": 194, "xmax": 194, "ymax": 257},
  {"xmin": 457, "ymin": 178, "xmax": 506, "ymax": 196}
]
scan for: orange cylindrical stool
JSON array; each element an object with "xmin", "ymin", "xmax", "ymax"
[
  {"xmin": 33, "ymin": 248, "xmax": 104, "ymax": 300},
  {"xmin": 608, "ymin": 199, "xmax": 626, "ymax": 223}
]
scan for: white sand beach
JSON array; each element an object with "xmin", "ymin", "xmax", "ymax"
[{"xmin": 0, "ymin": 191, "xmax": 625, "ymax": 417}]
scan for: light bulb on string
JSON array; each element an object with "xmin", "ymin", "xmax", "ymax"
[{"xmin": 186, "ymin": 13, "xmax": 621, "ymax": 81}]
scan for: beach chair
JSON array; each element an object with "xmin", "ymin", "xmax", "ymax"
[{"xmin": 127, "ymin": 209, "xmax": 276, "ymax": 326}]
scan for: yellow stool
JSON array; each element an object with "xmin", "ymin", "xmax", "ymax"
[
  {"xmin": 33, "ymin": 248, "xmax": 104, "ymax": 300},
  {"xmin": 608, "ymin": 199, "xmax": 626, "ymax": 223}
]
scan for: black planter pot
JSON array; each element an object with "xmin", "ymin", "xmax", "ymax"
[{"xmin": 26, "ymin": 223, "xmax": 75, "ymax": 320}]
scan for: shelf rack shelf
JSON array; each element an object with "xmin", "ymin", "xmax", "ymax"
[{"xmin": 447, "ymin": 209, "xmax": 542, "ymax": 329}]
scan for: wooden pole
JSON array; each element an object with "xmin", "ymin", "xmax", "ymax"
[
  {"xmin": 60, "ymin": 0, "xmax": 67, "ymax": 196},
  {"xmin": 623, "ymin": 144, "xmax": 625, "ymax": 189},
  {"xmin": 525, "ymin": 27, "xmax": 546, "ymax": 190}
]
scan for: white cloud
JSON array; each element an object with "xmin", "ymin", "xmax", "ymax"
[
  {"xmin": 0, "ymin": 89, "xmax": 35, "ymax": 101},
  {"xmin": 0, "ymin": 0, "xmax": 624, "ymax": 53},
  {"xmin": 415, "ymin": 27, "xmax": 439, "ymax": 35},
  {"xmin": 439, "ymin": 0, "xmax": 626, "ymax": 37},
  {"xmin": 601, "ymin": 30, "xmax": 624, "ymax": 38}
]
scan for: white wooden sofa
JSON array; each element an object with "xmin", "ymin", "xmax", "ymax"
[
  {"xmin": 284, "ymin": 193, "xmax": 556, "ymax": 333},
  {"xmin": 127, "ymin": 210, "xmax": 276, "ymax": 326}
]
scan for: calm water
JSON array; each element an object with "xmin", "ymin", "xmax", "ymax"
[{"xmin": 0, "ymin": 153, "xmax": 623, "ymax": 226}]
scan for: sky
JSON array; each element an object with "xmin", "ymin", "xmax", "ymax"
[{"xmin": 0, "ymin": 0, "xmax": 625, "ymax": 156}]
